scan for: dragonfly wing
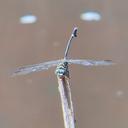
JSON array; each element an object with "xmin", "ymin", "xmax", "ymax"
[
  {"xmin": 67, "ymin": 59, "xmax": 113, "ymax": 66},
  {"xmin": 12, "ymin": 60, "xmax": 61, "ymax": 76}
]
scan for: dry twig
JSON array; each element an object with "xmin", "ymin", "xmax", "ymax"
[{"xmin": 57, "ymin": 75, "xmax": 76, "ymax": 128}]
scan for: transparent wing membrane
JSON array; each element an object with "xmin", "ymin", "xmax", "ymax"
[
  {"xmin": 12, "ymin": 59, "xmax": 113, "ymax": 76},
  {"xmin": 12, "ymin": 60, "xmax": 61, "ymax": 76},
  {"xmin": 67, "ymin": 59, "xmax": 113, "ymax": 66}
]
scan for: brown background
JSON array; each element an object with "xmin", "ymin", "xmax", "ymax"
[{"xmin": 1, "ymin": 0, "xmax": 128, "ymax": 128}]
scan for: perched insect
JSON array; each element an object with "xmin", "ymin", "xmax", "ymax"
[{"xmin": 12, "ymin": 27, "xmax": 113, "ymax": 77}]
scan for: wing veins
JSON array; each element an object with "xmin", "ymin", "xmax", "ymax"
[
  {"xmin": 67, "ymin": 59, "xmax": 113, "ymax": 66},
  {"xmin": 12, "ymin": 60, "xmax": 61, "ymax": 76}
]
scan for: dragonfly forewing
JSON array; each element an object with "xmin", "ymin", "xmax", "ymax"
[
  {"xmin": 12, "ymin": 59, "xmax": 113, "ymax": 76},
  {"xmin": 67, "ymin": 59, "xmax": 113, "ymax": 66},
  {"xmin": 12, "ymin": 60, "xmax": 61, "ymax": 76}
]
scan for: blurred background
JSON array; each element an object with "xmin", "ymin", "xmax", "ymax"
[{"xmin": 0, "ymin": 0, "xmax": 128, "ymax": 128}]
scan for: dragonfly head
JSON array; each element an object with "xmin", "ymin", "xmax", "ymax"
[{"xmin": 55, "ymin": 61, "xmax": 69, "ymax": 78}]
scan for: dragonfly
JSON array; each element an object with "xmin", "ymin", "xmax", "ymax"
[{"xmin": 13, "ymin": 27, "xmax": 113, "ymax": 77}]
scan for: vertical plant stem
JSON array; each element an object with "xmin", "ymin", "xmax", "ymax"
[{"xmin": 57, "ymin": 76, "xmax": 76, "ymax": 128}]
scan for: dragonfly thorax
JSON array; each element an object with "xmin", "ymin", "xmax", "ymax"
[{"xmin": 55, "ymin": 61, "xmax": 69, "ymax": 78}]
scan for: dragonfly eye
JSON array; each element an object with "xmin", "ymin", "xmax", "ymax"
[
  {"xmin": 55, "ymin": 68, "xmax": 65, "ymax": 77},
  {"xmin": 63, "ymin": 61, "xmax": 68, "ymax": 66}
]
